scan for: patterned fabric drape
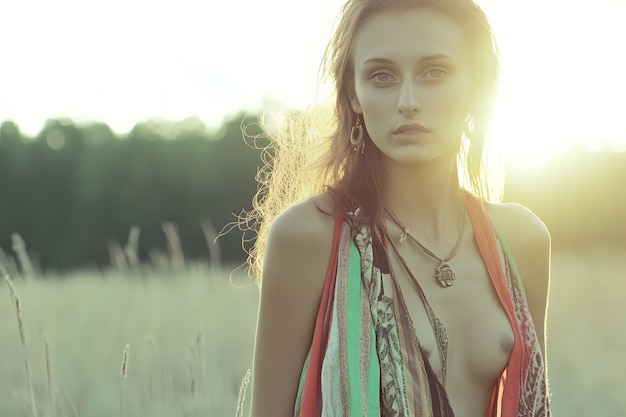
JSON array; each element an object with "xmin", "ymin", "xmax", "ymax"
[{"xmin": 294, "ymin": 193, "xmax": 550, "ymax": 417}]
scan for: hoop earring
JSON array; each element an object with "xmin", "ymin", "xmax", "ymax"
[{"xmin": 350, "ymin": 116, "xmax": 365, "ymax": 154}]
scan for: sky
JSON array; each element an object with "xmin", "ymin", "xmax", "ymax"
[{"xmin": 1, "ymin": 0, "xmax": 626, "ymax": 168}]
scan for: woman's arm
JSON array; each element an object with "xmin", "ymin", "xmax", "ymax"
[{"xmin": 249, "ymin": 196, "xmax": 335, "ymax": 417}]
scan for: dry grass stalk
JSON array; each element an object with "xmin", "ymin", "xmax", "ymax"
[
  {"xmin": 235, "ymin": 369, "xmax": 251, "ymax": 417},
  {"xmin": 187, "ymin": 346, "xmax": 196, "ymax": 399},
  {"xmin": 162, "ymin": 222, "xmax": 185, "ymax": 271},
  {"xmin": 187, "ymin": 329, "xmax": 205, "ymax": 415},
  {"xmin": 44, "ymin": 335, "xmax": 56, "ymax": 417},
  {"xmin": 120, "ymin": 343, "xmax": 130, "ymax": 417},
  {"xmin": 201, "ymin": 219, "xmax": 222, "ymax": 274},
  {"xmin": 187, "ymin": 345, "xmax": 196, "ymax": 398},
  {"xmin": 2, "ymin": 263, "xmax": 38, "ymax": 417},
  {"xmin": 149, "ymin": 249, "xmax": 169, "ymax": 272},
  {"xmin": 11, "ymin": 233, "xmax": 36, "ymax": 278},
  {"xmin": 193, "ymin": 329, "xmax": 205, "ymax": 393},
  {"xmin": 109, "ymin": 241, "xmax": 128, "ymax": 270},
  {"xmin": 0, "ymin": 246, "xmax": 19, "ymax": 278},
  {"xmin": 144, "ymin": 335, "xmax": 156, "ymax": 400},
  {"xmin": 124, "ymin": 226, "xmax": 141, "ymax": 270}
]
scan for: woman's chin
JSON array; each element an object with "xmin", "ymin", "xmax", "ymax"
[{"xmin": 379, "ymin": 147, "xmax": 457, "ymax": 166}]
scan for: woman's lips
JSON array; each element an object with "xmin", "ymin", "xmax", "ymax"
[
  {"xmin": 392, "ymin": 123, "xmax": 431, "ymax": 134},
  {"xmin": 392, "ymin": 123, "xmax": 431, "ymax": 142}
]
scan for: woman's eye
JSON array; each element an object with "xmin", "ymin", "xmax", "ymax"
[
  {"xmin": 423, "ymin": 69, "xmax": 447, "ymax": 80},
  {"xmin": 371, "ymin": 73, "xmax": 395, "ymax": 83}
]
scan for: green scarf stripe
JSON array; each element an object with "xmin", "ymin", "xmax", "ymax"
[
  {"xmin": 346, "ymin": 241, "xmax": 364, "ymax": 416},
  {"xmin": 366, "ymin": 316, "xmax": 381, "ymax": 415},
  {"xmin": 495, "ymin": 233, "xmax": 527, "ymax": 300},
  {"xmin": 347, "ymin": 240, "xmax": 381, "ymax": 417}
]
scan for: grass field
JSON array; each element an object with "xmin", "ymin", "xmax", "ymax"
[{"xmin": 1, "ymin": 248, "xmax": 625, "ymax": 417}]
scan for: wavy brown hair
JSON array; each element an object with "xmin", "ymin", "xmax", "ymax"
[{"xmin": 243, "ymin": 0, "xmax": 502, "ymax": 284}]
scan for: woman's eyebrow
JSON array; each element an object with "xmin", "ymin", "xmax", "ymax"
[{"xmin": 361, "ymin": 54, "xmax": 453, "ymax": 65}]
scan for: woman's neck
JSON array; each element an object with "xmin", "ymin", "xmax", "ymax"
[{"xmin": 382, "ymin": 152, "xmax": 466, "ymax": 246}]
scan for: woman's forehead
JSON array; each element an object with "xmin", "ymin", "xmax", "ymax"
[{"xmin": 352, "ymin": 8, "xmax": 467, "ymax": 66}]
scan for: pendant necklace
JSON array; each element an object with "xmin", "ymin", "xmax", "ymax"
[{"xmin": 384, "ymin": 198, "xmax": 467, "ymax": 288}]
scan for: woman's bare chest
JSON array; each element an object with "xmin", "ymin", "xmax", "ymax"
[{"xmin": 384, "ymin": 239, "xmax": 515, "ymax": 388}]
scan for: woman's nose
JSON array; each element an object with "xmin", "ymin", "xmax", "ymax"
[{"xmin": 397, "ymin": 81, "xmax": 422, "ymax": 115}]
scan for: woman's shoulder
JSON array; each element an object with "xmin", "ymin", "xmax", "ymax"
[
  {"xmin": 483, "ymin": 201, "xmax": 550, "ymax": 247},
  {"xmin": 268, "ymin": 191, "xmax": 336, "ymax": 247},
  {"xmin": 482, "ymin": 201, "xmax": 551, "ymax": 309},
  {"xmin": 262, "ymin": 192, "xmax": 337, "ymax": 288}
]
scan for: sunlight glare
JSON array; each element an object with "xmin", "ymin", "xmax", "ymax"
[{"xmin": 486, "ymin": 1, "xmax": 626, "ymax": 170}]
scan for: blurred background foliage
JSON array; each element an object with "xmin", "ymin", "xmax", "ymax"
[
  {"xmin": 0, "ymin": 114, "xmax": 624, "ymax": 274},
  {"xmin": 0, "ymin": 114, "xmax": 263, "ymax": 273}
]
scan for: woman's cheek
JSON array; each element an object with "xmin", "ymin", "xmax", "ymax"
[{"xmin": 440, "ymin": 85, "xmax": 469, "ymax": 122}]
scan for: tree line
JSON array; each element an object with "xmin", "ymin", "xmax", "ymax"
[
  {"xmin": 0, "ymin": 114, "xmax": 624, "ymax": 273},
  {"xmin": 0, "ymin": 113, "xmax": 263, "ymax": 273}
]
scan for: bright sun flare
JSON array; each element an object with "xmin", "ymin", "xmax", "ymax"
[{"xmin": 479, "ymin": 1, "xmax": 625, "ymax": 170}]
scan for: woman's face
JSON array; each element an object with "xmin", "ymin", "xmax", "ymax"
[{"xmin": 349, "ymin": 8, "xmax": 472, "ymax": 165}]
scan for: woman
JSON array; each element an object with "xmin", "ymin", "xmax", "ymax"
[{"xmin": 246, "ymin": 0, "xmax": 551, "ymax": 416}]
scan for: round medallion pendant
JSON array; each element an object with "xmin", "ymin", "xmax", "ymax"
[{"xmin": 435, "ymin": 262, "xmax": 456, "ymax": 287}]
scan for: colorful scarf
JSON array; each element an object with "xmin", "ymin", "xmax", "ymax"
[{"xmin": 293, "ymin": 193, "xmax": 550, "ymax": 417}]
